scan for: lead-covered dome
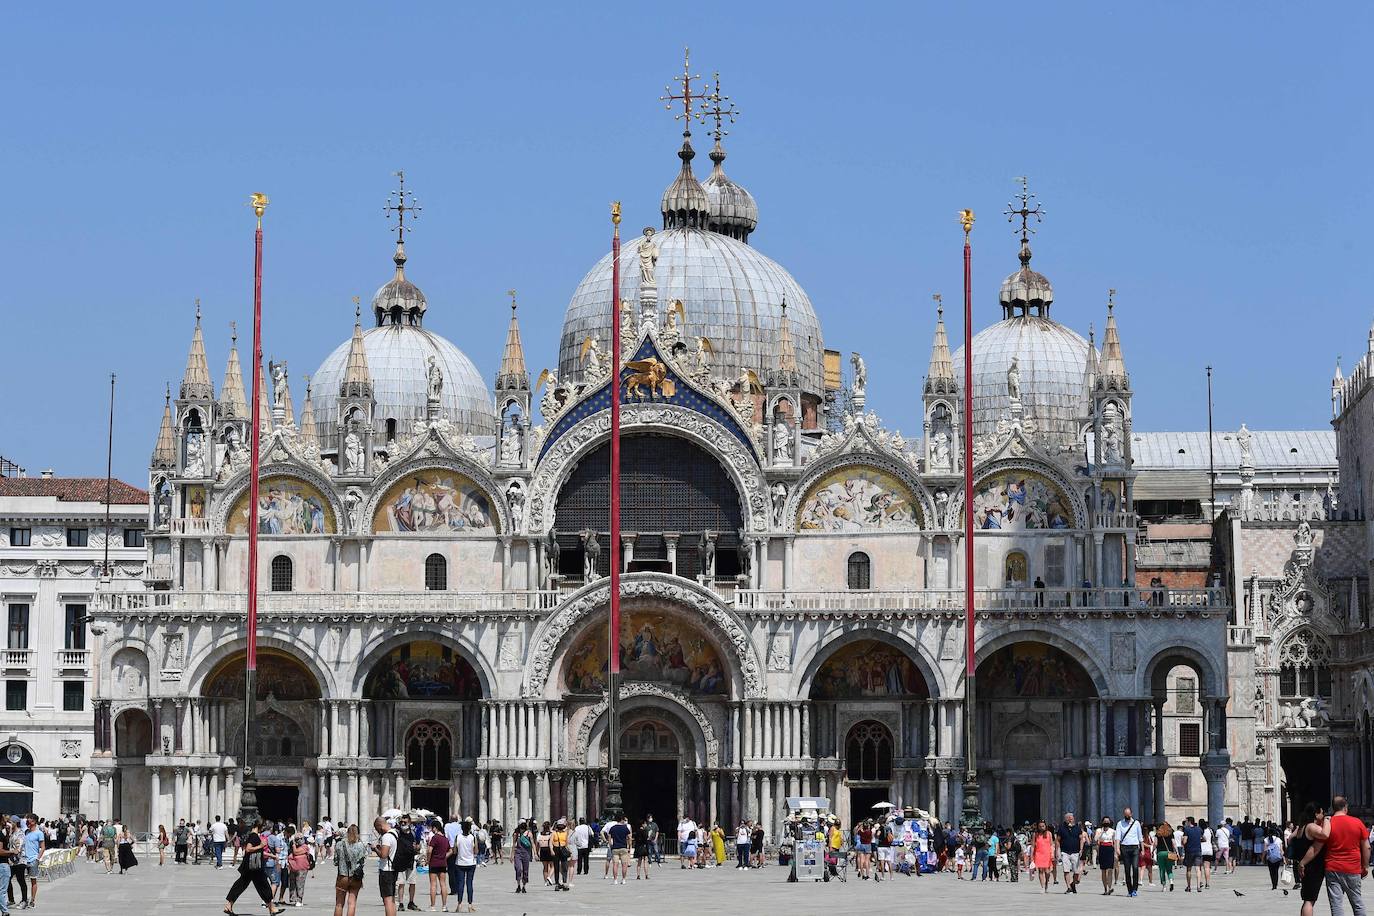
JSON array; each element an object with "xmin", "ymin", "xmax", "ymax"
[
  {"xmin": 952, "ymin": 317, "xmax": 1094, "ymax": 445},
  {"xmin": 559, "ymin": 227, "xmax": 826, "ymax": 397},
  {"xmin": 311, "ymin": 242, "xmax": 494, "ymax": 442}
]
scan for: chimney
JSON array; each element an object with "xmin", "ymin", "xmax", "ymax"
[{"xmin": 40, "ymin": 469, "xmax": 54, "ymax": 479}]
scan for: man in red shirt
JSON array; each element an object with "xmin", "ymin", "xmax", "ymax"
[{"xmin": 1320, "ymin": 796, "xmax": 1369, "ymax": 916}]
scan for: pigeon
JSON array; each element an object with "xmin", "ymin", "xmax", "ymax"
[{"xmin": 1234, "ymin": 889, "xmax": 1245, "ymax": 896}]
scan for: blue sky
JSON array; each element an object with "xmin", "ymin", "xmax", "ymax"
[{"xmin": 2, "ymin": 2, "xmax": 1369, "ymax": 484}]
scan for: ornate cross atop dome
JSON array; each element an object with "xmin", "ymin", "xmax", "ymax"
[
  {"xmin": 659, "ymin": 49, "xmax": 710, "ymax": 230},
  {"xmin": 999, "ymin": 177, "xmax": 1053, "ymax": 318},
  {"xmin": 375, "ymin": 170, "xmax": 428, "ymax": 327}
]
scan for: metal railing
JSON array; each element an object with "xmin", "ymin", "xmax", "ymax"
[{"xmin": 735, "ymin": 586, "xmax": 1226, "ymax": 613}]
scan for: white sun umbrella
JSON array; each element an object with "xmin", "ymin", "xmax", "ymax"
[
  {"xmin": 381, "ymin": 808, "xmax": 404, "ymax": 819},
  {"xmin": 409, "ymin": 808, "xmax": 435, "ymax": 820},
  {"xmin": 0, "ymin": 778, "xmax": 33, "ymax": 793},
  {"xmin": 870, "ymin": 801, "xmax": 896, "ymax": 810}
]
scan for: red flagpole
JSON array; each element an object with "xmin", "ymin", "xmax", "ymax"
[
  {"xmin": 606, "ymin": 202, "xmax": 624, "ymax": 818},
  {"xmin": 959, "ymin": 208, "xmax": 983, "ymax": 828},
  {"xmin": 241, "ymin": 192, "xmax": 268, "ymax": 823}
]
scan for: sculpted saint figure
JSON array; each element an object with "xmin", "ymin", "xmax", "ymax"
[
  {"xmin": 426, "ymin": 356, "xmax": 443, "ymax": 400},
  {"xmin": 1007, "ymin": 357, "xmax": 1022, "ymax": 402},
  {"xmin": 270, "ymin": 361, "xmax": 287, "ymax": 410},
  {"xmin": 344, "ymin": 431, "xmax": 363, "ymax": 475},
  {"xmin": 638, "ymin": 227, "xmax": 660, "ymax": 287}
]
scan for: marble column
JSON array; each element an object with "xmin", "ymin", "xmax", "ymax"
[{"xmin": 149, "ymin": 767, "xmax": 162, "ymax": 833}]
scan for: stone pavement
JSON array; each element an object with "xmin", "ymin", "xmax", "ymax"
[{"xmin": 26, "ymin": 855, "xmax": 1348, "ymax": 916}]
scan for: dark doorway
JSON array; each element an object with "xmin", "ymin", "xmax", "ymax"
[
  {"xmin": 257, "ymin": 785, "xmax": 299, "ymax": 824},
  {"xmin": 1280, "ymin": 746, "xmax": 1331, "ymax": 822},
  {"xmin": 411, "ymin": 786, "xmax": 449, "ymax": 817},
  {"xmin": 1013, "ymin": 784, "xmax": 1042, "ymax": 827},
  {"xmin": 621, "ymin": 760, "xmax": 676, "ymax": 827},
  {"xmin": 849, "ymin": 785, "xmax": 891, "ymax": 820},
  {"xmin": 0, "ymin": 745, "xmax": 34, "ymax": 816}
]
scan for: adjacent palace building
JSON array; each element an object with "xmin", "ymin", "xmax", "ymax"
[{"xmin": 68, "ymin": 77, "xmax": 1368, "ymax": 834}]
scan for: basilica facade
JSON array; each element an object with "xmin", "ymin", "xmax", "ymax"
[{"xmin": 88, "ymin": 100, "xmax": 1233, "ymax": 837}]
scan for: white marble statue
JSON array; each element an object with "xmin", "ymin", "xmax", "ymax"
[
  {"xmin": 500, "ymin": 424, "xmax": 523, "ymax": 464},
  {"xmin": 184, "ymin": 431, "xmax": 206, "ymax": 478},
  {"xmin": 637, "ymin": 227, "xmax": 660, "ymax": 288},
  {"xmin": 426, "ymin": 355, "xmax": 444, "ymax": 400},
  {"xmin": 851, "ymin": 352, "xmax": 867, "ymax": 395},
  {"xmin": 1237, "ymin": 422, "xmax": 1253, "ymax": 467},
  {"xmin": 1295, "ymin": 519, "xmax": 1314, "ymax": 548},
  {"xmin": 345, "ymin": 487, "xmax": 364, "ymax": 532},
  {"xmin": 539, "ymin": 370, "xmax": 562, "ymax": 419},
  {"xmin": 771, "ymin": 482, "xmax": 788, "ymax": 525},
  {"xmin": 771, "ymin": 421, "xmax": 792, "ymax": 464},
  {"xmin": 270, "ymin": 361, "xmax": 287, "ymax": 410},
  {"xmin": 344, "ymin": 431, "xmax": 363, "ymax": 475},
  {"xmin": 505, "ymin": 480, "xmax": 525, "ymax": 532},
  {"xmin": 694, "ymin": 337, "xmax": 712, "ymax": 375},
  {"xmin": 583, "ymin": 336, "xmax": 604, "ymax": 379},
  {"xmin": 1006, "ymin": 356, "xmax": 1021, "ymax": 402}
]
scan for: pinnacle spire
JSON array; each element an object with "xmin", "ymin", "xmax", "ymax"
[
  {"xmin": 1097, "ymin": 290, "xmax": 1129, "ymax": 388},
  {"xmin": 342, "ymin": 303, "xmax": 374, "ymax": 399},
  {"xmin": 924, "ymin": 294, "xmax": 955, "ymax": 395},
  {"xmin": 496, "ymin": 290, "xmax": 529, "ymax": 391},
  {"xmin": 298, "ymin": 376, "xmax": 319, "ymax": 452},
  {"xmin": 151, "ymin": 384, "xmax": 176, "ymax": 468},
  {"xmin": 220, "ymin": 322, "xmax": 248, "ymax": 419},
  {"xmin": 180, "ymin": 302, "xmax": 214, "ymax": 400},
  {"xmin": 254, "ymin": 357, "xmax": 272, "ymax": 434}
]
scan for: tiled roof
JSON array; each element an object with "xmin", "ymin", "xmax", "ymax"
[
  {"xmin": 1131, "ymin": 430, "xmax": 1336, "ymax": 471},
  {"xmin": 0, "ymin": 478, "xmax": 147, "ymax": 504}
]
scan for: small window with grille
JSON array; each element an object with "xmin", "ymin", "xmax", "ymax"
[
  {"xmin": 1178, "ymin": 722, "xmax": 1201, "ymax": 757},
  {"xmin": 270, "ymin": 555, "xmax": 293, "ymax": 592},
  {"xmin": 59, "ymin": 780, "xmax": 80, "ymax": 814},
  {"xmin": 424, "ymin": 554, "xmax": 447, "ymax": 591}
]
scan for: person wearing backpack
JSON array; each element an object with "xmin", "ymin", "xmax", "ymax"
[
  {"xmin": 332, "ymin": 824, "xmax": 367, "ymax": 916},
  {"xmin": 390, "ymin": 816, "xmax": 418, "ymax": 912}
]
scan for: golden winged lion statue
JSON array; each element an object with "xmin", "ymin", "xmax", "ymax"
[{"xmin": 622, "ymin": 357, "xmax": 676, "ymax": 400}]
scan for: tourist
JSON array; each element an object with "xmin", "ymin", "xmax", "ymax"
[
  {"xmin": 571, "ymin": 816, "xmax": 591, "ymax": 878},
  {"xmin": 606, "ymin": 813, "xmax": 631, "ymax": 885},
  {"xmin": 426, "ymin": 818, "xmax": 451, "ymax": 907},
  {"xmin": 157, "ymin": 824, "xmax": 169, "ymax": 866},
  {"xmin": 332, "ymin": 823, "xmax": 367, "ymax": 916},
  {"xmin": 174, "ymin": 818, "xmax": 190, "ymax": 864},
  {"xmin": 646, "ymin": 814, "xmax": 661, "ymax": 865},
  {"xmin": 489, "ymin": 820, "xmax": 504, "ymax": 865},
  {"xmin": 735, "ymin": 821, "xmax": 750, "ymax": 869},
  {"xmin": 1198, "ymin": 817, "xmax": 1215, "ymax": 889},
  {"xmin": 0, "ymin": 819, "xmax": 15, "ymax": 916},
  {"xmin": 509, "ymin": 818, "xmax": 531, "ymax": 894},
  {"xmin": 1032, "ymin": 821, "xmax": 1054, "ymax": 892},
  {"xmin": 1301, "ymin": 795, "xmax": 1368, "ymax": 916},
  {"xmin": 985, "ymin": 826, "xmax": 1001, "ymax": 881},
  {"xmin": 1218, "ymin": 818, "xmax": 1234, "ymax": 875},
  {"xmin": 287, "ymin": 833, "xmax": 312, "ymax": 906},
  {"xmin": 1117, "ymin": 806, "xmax": 1143, "ymax": 896},
  {"xmin": 677, "ymin": 816, "xmax": 696, "ymax": 869},
  {"xmin": 1292, "ymin": 804, "xmax": 1329, "ymax": 916},
  {"xmin": 635, "ymin": 820, "xmax": 652, "ymax": 878},
  {"xmin": 710, "ymin": 822, "xmax": 726, "ymax": 866},
  {"xmin": 1155, "ymin": 821, "xmax": 1177, "ymax": 891},
  {"xmin": 390, "ymin": 815, "xmax": 418, "ymax": 912},
  {"xmin": 751, "ymin": 820, "xmax": 766, "ymax": 869},
  {"xmin": 372, "ymin": 817, "xmax": 398, "ymax": 916},
  {"xmin": 1262, "ymin": 823, "xmax": 1285, "ymax": 890},
  {"xmin": 1178, "ymin": 816, "xmax": 1202, "ymax": 891},
  {"xmin": 449, "ymin": 819, "xmax": 477, "ymax": 912},
  {"xmin": 210, "ymin": 815, "xmax": 229, "ymax": 869},
  {"xmin": 1056, "ymin": 812, "xmax": 1085, "ymax": 894},
  {"xmin": 954, "ymin": 840, "xmax": 967, "ymax": 878},
  {"xmin": 223, "ymin": 819, "xmax": 281, "ymax": 916},
  {"xmin": 266, "ymin": 824, "xmax": 288, "ymax": 906},
  {"xmin": 1094, "ymin": 817, "xmax": 1117, "ymax": 895},
  {"xmin": 854, "ymin": 819, "xmax": 872, "ymax": 879},
  {"xmin": 536, "ymin": 821, "xmax": 553, "ymax": 885},
  {"xmin": 229, "ymin": 817, "xmax": 241, "ymax": 866},
  {"xmin": 99, "ymin": 819, "xmax": 117, "ymax": 874},
  {"xmin": 116, "ymin": 823, "xmax": 137, "ymax": 874},
  {"xmin": 550, "ymin": 817, "xmax": 571, "ymax": 890}
]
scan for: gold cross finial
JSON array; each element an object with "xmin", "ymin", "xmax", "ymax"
[
  {"xmin": 660, "ymin": 47, "xmax": 703, "ymax": 135},
  {"xmin": 384, "ymin": 170, "xmax": 421, "ymax": 244},
  {"xmin": 1005, "ymin": 176, "xmax": 1045, "ymax": 243},
  {"xmin": 701, "ymin": 72, "xmax": 737, "ymax": 143},
  {"xmin": 932, "ymin": 292, "xmax": 943, "ymax": 319},
  {"xmin": 507, "ymin": 289, "xmax": 518, "ymax": 313}
]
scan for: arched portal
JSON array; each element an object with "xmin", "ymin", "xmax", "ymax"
[
  {"xmin": 553, "ymin": 433, "xmax": 744, "ymax": 580},
  {"xmin": 844, "ymin": 720, "xmax": 894, "ymax": 815},
  {"xmin": 975, "ymin": 641, "xmax": 1098, "ymax": 826},
  {"xmin": 112, "ymin": 709, "xmax": 154, "ymax": 828},
  {"xmin": 405, "ymin": 720, "xmax": 453, "ymax": 814},
  {"xmin": 0, "ymin": 744, "xmax": 33, "ymax": 815},
  {"xmin": 562, "ymin": 607, "xmax": 731, "ymax": 697},
  {"xmin": 597, "ymin": 716, "xmax": 684, "ymax": 828},
  {"xmin": 363, "ymin": 640, "xmax": 482, "ymax": 766}
]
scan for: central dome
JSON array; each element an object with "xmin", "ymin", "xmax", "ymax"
[
  {"xmin": 952, "ymin": 316, "xmax": 1094, "ymax": 445},
  {"xmin": 558, "ymin": 227, "xmax": 825, "ymax": 396}
]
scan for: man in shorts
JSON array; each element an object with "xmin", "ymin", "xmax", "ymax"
[
  {"xmin": 373, "ymin": 817, "xmax": 398, "ymax": 916},
  {"xmin": 1055, "ymin": 812, "xmax": 1084, "ymax": 893},
  {"xmin": 606, "ymin": 814, "xmax": 632, "ymax": 885},
  {"xmin": 1180, "ymin": 817, "xmax": 1203, "ymax": 891},
  {"xmin": 391, "ymin": 815, "xmax": 419, "ymax": 911}
]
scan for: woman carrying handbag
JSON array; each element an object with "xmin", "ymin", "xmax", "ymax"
[
  {"xmin": 224, "ymin": 820, "xmax": 282, "ymax": 916},
  {"xmin": 331, "ymin": 824, "xmax": 368, "ymax": 916}
]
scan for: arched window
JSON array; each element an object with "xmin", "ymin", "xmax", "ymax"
[
  {"xmin": 424, "ymin": 554, "xmax": 447, "ymax": 591},
  {"xmin": 385, "ymin": 418, "xmax": 398, "ymax": 443},
  {"xmin": 270, "ymin": 555, "xmax": 293, "ymax": 592},
  {"xmin": 406, "ymin": 721, "xmax": 452, "ymax": 782},
  {"xmin": 1278, "ymin": 627, "xmax": 1333, "ymax": 697},
  {"xmin": 845, "ymin": 720, "xmax": 892, "ymax": 782},
  {"xmin": 847, "ymin": 552, "xmax": 871, "ymax": 590}
]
